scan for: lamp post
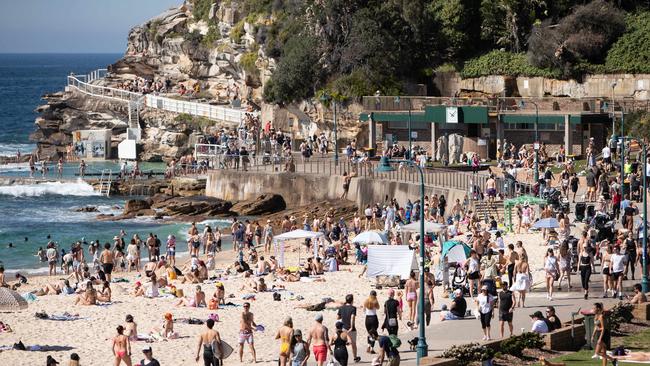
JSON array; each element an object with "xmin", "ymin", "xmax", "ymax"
[
  {"xmin": 376, "ymin": 156, "xmax": 428, "ymax": 363},
  {"xmin": 620, "ymin": 110, "xmax": 625, "ymax": 203},
  {"xmin": 320, "ymin": 93, "xmax": 339, "ymax": 166},
  {"xmin": 641, "ymin": 139, "xmax": 648, "ymax": 294},
  {"xmin": 394, "ymin": 96, "xmax": 413, "ymax": 160}
]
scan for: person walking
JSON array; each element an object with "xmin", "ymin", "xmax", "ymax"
[
  {"xmin": 289, "ymin": 329, "xmax": 310, "ymax": 366},
  {"xmin": 195, "ymin": 318, "xmax": 223, "ymax": 366},
  {"xmin": 610, "ymin": 246, "xmax": 627, "ymax": 300},
  {"xmin": 363, "ymin": 291, "xmax": 380, "ymax": 354},
  {"xmin": 276, "ymin": 317, "xmax": 294, "ymax": 366},
  {"xmin": 382, "ymin": 289, "xmax": 400, "ymax": 335},
  {"xmin": 557, "ymin": 244, "xmax": 572, "ymax": 291},
  {"xmin": 475, "ymin": 285, "xmax": 496, "ymax": 340},
  {"xmin": 331, "ymin": 322, "xmax": 352, "ymax": 366},
  {"xmin": 307, "ymin": 314, "xmax": 332, "ymax": 366},
  {"xmin": 238, "ymin": 302, "xmax": 257, "ymax": 363},
  {"xmin": 510, "ymin": 253, "xmax": 530, "ymax": 307},
  {"xmin": 578, "ymin": 244, "xmax": 595, "ymax": 299},
  {"xmin": 592, "ymin": 302, "xmax": 617, "ymax": 366},
  {"xmin": 544, "ymin": 248, "xmax": 560, "ymax": 300},
  {"xmin": 498, "ymin": 282, "xmax": 515, "ymax": 338},
  {"xmin": 139, "ymin": 346, "xmax": 160, "ymax": 366},
  {"xmin": 337, "ymin": 294, "xmax": 360, "ymax": 362},
  {"xmin": 112, "ymin": 325, "xmax": 132, "ymax": 366}
]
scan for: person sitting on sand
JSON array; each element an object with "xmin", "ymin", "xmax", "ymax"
[
  {"xmin": 0, "ymin": 266, "xmax": 7, "ymax": 288},
  {"xmin": 241, "ymin": 278, "xmax": 268, "ymax": 293},
  {"xmin": 96, "ymin": 281, "xmax": 112, "ymax": 302},
  {"xmin": 161, "ymin": 313, "xmax": 176, "ymax": 339},
  {"xmin": 125, "ymin": 314, "xmax": 138, "ymax": 341},
  {"xmin": 146, "ymin": 273, "xmax": 160, "ymax": 298},
  {"xmin": 131, "ymin": 281, "xmax": 145, "ymax": 297},
  {"xmin": 144, "ymin": 261, "xmax": 157, "ymax": 278},
  {"xmin": 176, "ymin": 285, "xmax": 206, "ymax": 307},
  {"xmin": 33, "ymin": 279, "xmax": 74, "ymax": 296},
  {"xmin": 213, "ymin": 282, "xmax": 226, "ymax": 305},
  {"xmin": 256, "ymin": 256, "xmax": 270, "ymax": 276},
  {"xmin": 12, "ymin": 272, "xmax": 28, "ymax": 290},
  {"xmin": 74, "ymin": 281, "xmax": 97, "ymax": 305}
]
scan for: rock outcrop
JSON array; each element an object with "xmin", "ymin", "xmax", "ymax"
[
  {"xmin": 230, "ymin": 193, "xmax": 286, "ymax": 216},
  {"xmin": 154, "ymin": 195, "xmax": 233, "ymax": 217}
]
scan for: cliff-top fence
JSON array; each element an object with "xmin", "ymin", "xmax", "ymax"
[{"xmin": 66, "ymin": 69, "xmax": 252, "ymax": 125}]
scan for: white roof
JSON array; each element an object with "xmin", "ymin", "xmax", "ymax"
[{"xmin": 273, "ymin": 229, "xmax": 324, "ymax": 241}]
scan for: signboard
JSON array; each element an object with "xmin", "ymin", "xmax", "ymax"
[
  {"xmin": 411, "ymin": 131, "xmax": 418, "ymax": 139},
  {"xmin": 446, "ymin": 107, "xmax": 458, "ymax": 124},
  {"xmin": 477, "ymin": 139, "xmax": 487, "ymax": 146},
  {"xmin": 533, "ymin": 142, "xmax": 540, "ymax": 150}
]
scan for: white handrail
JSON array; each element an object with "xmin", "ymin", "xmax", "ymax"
[{"xmin": 67, "ymin": 69, "xmax": 252, "ymax": 124}]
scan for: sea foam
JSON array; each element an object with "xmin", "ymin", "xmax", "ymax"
[{"xmin": 0, "ymin": 180, "xmax": 99, "ymax": 197}]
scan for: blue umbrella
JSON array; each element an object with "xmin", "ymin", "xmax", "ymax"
[{"xmin": 533, "ymin": 218, "xmax": 560, "ymax": 229}]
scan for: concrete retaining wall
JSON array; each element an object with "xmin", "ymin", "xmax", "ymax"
[{"xmin": 205, "ymin": 170, "xmax": 466, "ymax": 209}]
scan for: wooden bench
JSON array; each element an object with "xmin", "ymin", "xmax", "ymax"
[{"xmin": 633, "ymin": 302, "xmax": 650, "ymax": 321}]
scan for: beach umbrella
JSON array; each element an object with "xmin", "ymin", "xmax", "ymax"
[
  {"xmin": 533, "ymin": 218, "xmax": 560, "ymax": 229},
  {"xmin": 352, "ymin": 231, "xmax": 388, "ymax": 245},
  {"xmin": 0, "ymin": 287, "xmax": 28, "ymax": 311},
  {"xmin": 441, "ymin": 240, "xmax": 471, "ymax": 264}
]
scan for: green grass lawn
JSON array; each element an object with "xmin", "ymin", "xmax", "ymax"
[{"xmin": 551, "ymin": 326, "xmax": 650, "ymax": 365}]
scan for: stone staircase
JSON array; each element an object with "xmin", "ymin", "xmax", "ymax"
[{"xmin": 472, "ymin": 200, "xmax": 506, "ymax": 222}]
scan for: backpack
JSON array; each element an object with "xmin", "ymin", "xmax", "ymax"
[
  {"xmin": 388, "ymin": 334, "xmax": 401, "ymax": 348},
  {"xmin": 273, "ymin": 292, "xmax": 281, "ymax": 301}
]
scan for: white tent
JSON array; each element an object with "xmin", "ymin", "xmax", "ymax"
[
  {"xmin": 272, "ymin": 229, "xmax": 325, "ymax": 267},
  {"xmin": 366, "ymin": 245, "xmax": 417, "ymax": 279},
  {"xmin": 401, "ymin": 221, "xmax": 447, "ymax": 233}
]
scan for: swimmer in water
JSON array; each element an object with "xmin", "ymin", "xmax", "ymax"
[{"xmin": 7, "ymin": 243, "xmax": 13, "ymax": 248}]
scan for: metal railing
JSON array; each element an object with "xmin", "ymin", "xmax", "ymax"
[
  {"xmin": 144, "ymin": 94, "xmax": 249, "ymax": 125},
  {"xmin": 67, "ymin": 69, "xmax": 253, "ymax": 125},
  {"xmin": 194, "ymin": 144, "xmax": 498, "ymax": 193}
]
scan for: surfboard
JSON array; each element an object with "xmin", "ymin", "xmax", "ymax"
[{"xmin": 216, "ymin": 340, "xmax": 234, "ymax": 360}]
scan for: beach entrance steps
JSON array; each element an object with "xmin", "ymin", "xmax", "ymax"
[
  {"xmin": 98, "ymin": 169, "xmax": 112, "ymax": 197},
  {"xmin": 473, "ymin": 200, "xmax": 505, "ymax": 222}
]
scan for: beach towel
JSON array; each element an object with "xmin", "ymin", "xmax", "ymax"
[
  {"xmin": 22, "ymin": 293, "xmax": 38, "ymax": 302},
  {"xmin": 96, "ymin": 302, "xmax": 113, "ymax": 307},
  {"xmin": 220, "ymin": 302, "xmax": 241, "ymax": 307},
  {"xmin": 111, "ymin": 278, "xmax": 129, "ymax": 283},
  {"xmin": 242, "ymin": 294, "xmax": 255, "ymax": 300},
  {"xmin": 47, "ymin": 314, "xmax": 85, "ymax": 321}
]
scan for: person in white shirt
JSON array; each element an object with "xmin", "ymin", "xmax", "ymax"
[
  {"xmin": 475, "ymin": 286, "xmax": 495, "ymax": 341},
  {"xmin": 602, "ymin": 145, "xmax": 611, "ymax": 169},
  {"xmin": 530, "ymin": 311, "xmax": 549, "ymax": 334},
  {"xmin": 610, "ymin": 246, "xmax": 627, "ymax": 300}
]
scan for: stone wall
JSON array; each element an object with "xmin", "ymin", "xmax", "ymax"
[
  {"xmin": 205, "ymin": 170, "xmax": 466, "ymax": 209},
  {"xmin": 434, "ymin": 72, "xmax": 650, "ymax": 99}
]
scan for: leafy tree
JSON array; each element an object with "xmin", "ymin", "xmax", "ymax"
[
  {"xmin": 263, "ymin": 35, "xmax": 319, "ymax": 104},
  {"xmin": 430, "ymin": 0, "xmax": 481, "ymax": 60},
  {"xmin": 527, "ymin": 0, "xmax": 625, "ymax": 77}
]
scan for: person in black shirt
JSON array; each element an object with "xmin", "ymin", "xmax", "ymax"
[
  {"xmin": 441, "ymin": 289, "xmax": 467, "ymax": 321},
  {"xmin": 140, "ymin": 346, "xmax": 161, "ymax": 366},
  {"xmin": 382, "ymin": 290, "xmax": 400, "ymax": 335},
  {"xmin": 498, "ymin": 283, "xmax": 515, "ymax": 338},
  {"xmin": 545, "ymin": 306, "xmax": 562, "ymax": 331},
  {"xmin": 337, "ymin": 294, "xmax": 360, "ymax": 362},
  {"xmin": 570, "ymin": 173, "xmax": 580, "ymax": 203}
]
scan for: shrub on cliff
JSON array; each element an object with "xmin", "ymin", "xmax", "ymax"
[
  {"xmin": 604, "ymin": 12, "xmax": 650, "ymax": 73},
  {"xmin": 461, "ymin": 50, "xmax": 560, "ymax": 78}
]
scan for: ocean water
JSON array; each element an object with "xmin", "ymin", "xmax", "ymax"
[{"xmin": 0, "ymin": 54, "xmax": 232, "ymax": 272}]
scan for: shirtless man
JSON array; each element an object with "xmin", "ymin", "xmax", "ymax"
[
  {"xmin": 485, "ymin": 175, "xmax": 497, "ymax": 206},
  {"xmin": 506, "ymin": 244, "xmax": 519, "ymax": 286},
  {"xmin": 113, "ymin": 325, "xmax": 132, "ymax": 366},
  {"xmin": 99, "ymin": 243, "xmax": 114, "ymax": 282},
  {"xmin": 0, "ymin": 266, "xmax": 7, "ymax": 287},
  {"xmin": 239, "ymin": 302, "xmax": 257, "ymax": 363},
  {"xmin": 307, "ymin": 313, "xmax": 332, "ymax": 366},
  {"xmin": 404, "ymin": 271, "xmax": 418, "ymax": 324},
  {"xmin": 146, "ymin": 233, "xmax": 156, "ymax": 262},
  {"xmin": 256, "ymin": 256, "xmax": 269, "ymax": 276},
  {"xmin": 195, "ymin": 318, "xmax": 223, "ymax": 366}
]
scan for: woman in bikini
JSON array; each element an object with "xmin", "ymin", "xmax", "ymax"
[
  {"xmin": 97, "ymin": 281, "xmax": 112, "ymax": 302},
  {"xmin": 112, "ymin": 325, "xmax": 132, "ymax": 366},
  {"xmin": 601, "ymin": 244, "xmax": 613, "ymax": 298},
  {"xmin": 275, "ymin": 317, "xmax": 294, "ymax": 366},
  {"xmin": 124, "ymin": 314, "xmax": 138, "ymax": 341},
  {"xmin": 404, "ymin": 271, "xmax": 418, "ymax": 324}
]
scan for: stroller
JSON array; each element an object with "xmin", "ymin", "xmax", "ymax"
[{"xmin": 565, "ymin": 236, "xmax": 580, "ymax": 272}]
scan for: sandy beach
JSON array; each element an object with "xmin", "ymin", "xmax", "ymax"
[{"xmin": 0, "ymin": 222, "xmax": 559, "ymax": 366}]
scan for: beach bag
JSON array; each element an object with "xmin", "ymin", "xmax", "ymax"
[
  {"xmin": 326, "ymin": 358, "xmax": 341, "ymax": 366},
  {"xmin": 175, "ymin": 288, "xmax": 184, "ymax": 298},
  {"xmin": 273, "ymin": 292, "xmax": 281, "ymax": 301},
  {"xmin": 168, "ymin": 269, "xmax": 177, "ymax": 280},
  {"xmin": 208, "ymin": 313, "xmax": 219, "ymax": 322},
  {"xmin": 388, "ymin": 334, "xmax": 402, "ymax": 348}
]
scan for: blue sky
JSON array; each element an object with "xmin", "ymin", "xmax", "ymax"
[{"xmin": 0, "ymin": 0, "xmax": 181, "ymax": 53}]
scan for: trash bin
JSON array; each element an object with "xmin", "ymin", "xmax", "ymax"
[{"xmin": 580, "ymin": 309, "xmax": 611, "ymax": 350}]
